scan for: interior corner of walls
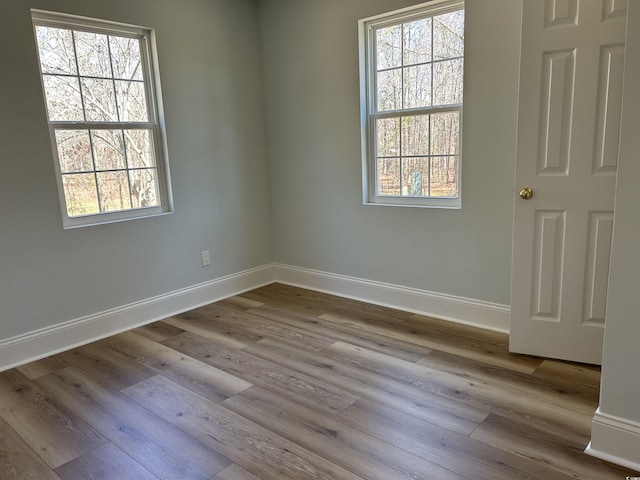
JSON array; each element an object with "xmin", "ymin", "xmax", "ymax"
[
  {"xmin": 586, "ymin": 409, "xmax": 640, "ymax": 472},
  {"xmin": 0, "ymin": 263, "xmax": 276, "ymax": 372},
  {"xmin": 273, "ymin": 263, "xmax": 510, "ymax": 333},
  {"xmin": 0, "ymin": 261, "xmax": 511, "ymax": 373}
]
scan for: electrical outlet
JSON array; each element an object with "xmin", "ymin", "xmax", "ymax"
[{"xmin": 201, "ymin": 250, "xmax": 210, "ymax": 267}]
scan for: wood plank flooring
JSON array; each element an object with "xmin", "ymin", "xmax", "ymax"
[{"xmin": 1, "ymin": 283, "xmax": 637, "ymax": 479}]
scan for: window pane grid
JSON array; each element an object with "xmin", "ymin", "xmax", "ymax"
[
  {"xmin": 376, "ymin": 55, "xmax": 464, "ymax": 74},
  {"xmin": 42, "ymin": 72, "xmax": 146, "ymax": 83},
  {"xmin": 369, "ymin": 3, "xmax": 463, "ymax": 203},
  {"xmin": 377, "ymin": 154, "xmax": 457, "ymax": 159},
  {"xmin": 372, "ymin": 105, "xmax": 461, "ymax": 121},
  {"xmin": 401, "ymin": 22, "xmax": 405, "ymax": 111},
  {"xmin": 53, "ymin": 126, "xmax": 156, "ymax": 216},
  {"xmin": 86, "ymin": 126, "xmax": 100, "ymax": 213},
  {"xmin": 59, "ymin": 168, "xmax": 159, "ymax": 213},
  {"xmin": 37, "ymin": 26, "xmax": 150, "ymax": 125},
  {"xmin": 375, "ymin": 111, "xmax": 460, "ymax": 198},
  {"xmin": 70, "ymin": 28, "xmax": 89, "ymax": 124},
  {"xmin": 34, "ymin": 12, "xmax": 168, "ymax": 225},
  {"xmin": 60, "ymin": 167, "xmax": 157, "ymax": 175}
]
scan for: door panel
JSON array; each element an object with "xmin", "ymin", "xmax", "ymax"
[
  {"xmin": 544, "ymin": 0, "xmax": 578, "ymax": 28},
  {"xmin": 510, "ymin": 0, "xmax": 626, "ymax": 364},
  {"xmin": 593, "ymin": 44, "xmax": 624, "ymax": 174},
  {"xmin": 538, "ymin": 49, "xmax": 574, "ymax": 175},
  {"xmin": 582, "ymin": 212, "xmax": 614, "ymax": 326},
  {"xmin": 531, "ymin": 210, "xmax": 565, "ymax": 321}
]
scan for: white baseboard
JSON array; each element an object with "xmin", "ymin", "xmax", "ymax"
[
  {"xmin": 273, "ymin": 264, "xmax": 510, "ymax": 333},
  {"xmin": 0, "ymin": 262, "xmax": 511, "ymax": 373},
  {"xmin": 5, "ymin": 259, "xmax": 640, "ymax": 473},
  {"xmin": 0, "ymin": 264, "xmax": 275, "ymax": 372},
  {"xmin": 586, "ymin": 408, "xmax": 640, "ymax": 472}
]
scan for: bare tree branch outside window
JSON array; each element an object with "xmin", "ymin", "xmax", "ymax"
[
  {"xmin": 33, "ymin": 17, "xmax": 165, "ymax": 221},
  {"xmin": 368, "ymin": 4, "xmax": 464, "ymax": 202}
]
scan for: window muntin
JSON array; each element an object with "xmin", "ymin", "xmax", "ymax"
[
  {"xmin": 32, "ymin": 11, "xmax": 172, "ymax": 227},
  {"xmin": 360, "ymin": 1, "xmax": 464, "ymax": 207}
]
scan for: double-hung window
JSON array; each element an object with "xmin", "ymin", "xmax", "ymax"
[
  {"xmin": 359, "ymin": 0, "xmax": 464, "ymax": 208},
  {"xmin": 32, "ymin": 10, "xmax": 172, "ymax": 228}
]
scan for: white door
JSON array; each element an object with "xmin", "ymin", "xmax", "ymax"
[{"xmin": 509, "ymin": 0, "xmax": 626, "ymax": 364}]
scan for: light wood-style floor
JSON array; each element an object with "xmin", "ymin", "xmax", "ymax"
[{"xmin": 1, "ymin": 283, "xmax": 637, "ymax": 479}]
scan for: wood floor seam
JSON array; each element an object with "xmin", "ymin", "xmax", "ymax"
[{"xmin": 0, "ymin": 283, "xmax": 635, "ymax": 480}]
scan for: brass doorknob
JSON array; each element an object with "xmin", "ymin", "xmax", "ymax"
[{"xmin": 519, "ymin": 187, "xmax": 533, "ymax": 200}]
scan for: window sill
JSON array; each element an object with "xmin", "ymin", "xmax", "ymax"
[
  {"xmin": 363, "ymin": 197, "xmax": 461, "ymax": 209},
  {"xmin": 62, "ymin": 207, "xmax": 173, "ymax": 229}
]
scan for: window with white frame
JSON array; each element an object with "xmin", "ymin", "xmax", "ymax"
[
  {"xmin": 359, "ymin": 0, "xmax": 464, "ymax": 208},
  {"xmin": 32, "ymin": 10, "xmax": 172, "ymax": 228}
]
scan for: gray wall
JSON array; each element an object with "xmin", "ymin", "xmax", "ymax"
[
  {"xmin": 0, "ymin": 0, "xmax": 523, "ymax": 343},
  {"xmin": 258, "ymin": 0, "xmax": 522, "ymax": 305},
  {"xmin": 0, "ymin": 0, "xmax": 273, "ymax": 339}
]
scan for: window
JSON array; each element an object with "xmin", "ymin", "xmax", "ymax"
[
  {"xmin": 32, "ymin": 10, "xmax": 172, "ymax": 228},
  {"xmin": 359, "ymin": 0, "xmax": 464, "ymax": 208}
]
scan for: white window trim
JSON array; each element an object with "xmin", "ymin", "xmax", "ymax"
[
  {"xmin": 358, "ymin": 0, "xmax": 464, "ymax": 209},
  {"xmin": 32, "ymin": 9, "xmax": 173, "ymax": 228}
]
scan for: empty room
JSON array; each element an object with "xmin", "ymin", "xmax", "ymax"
[{"xmin": 0, "ymin": 0, "xmax": 639, "ymax": 478}]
